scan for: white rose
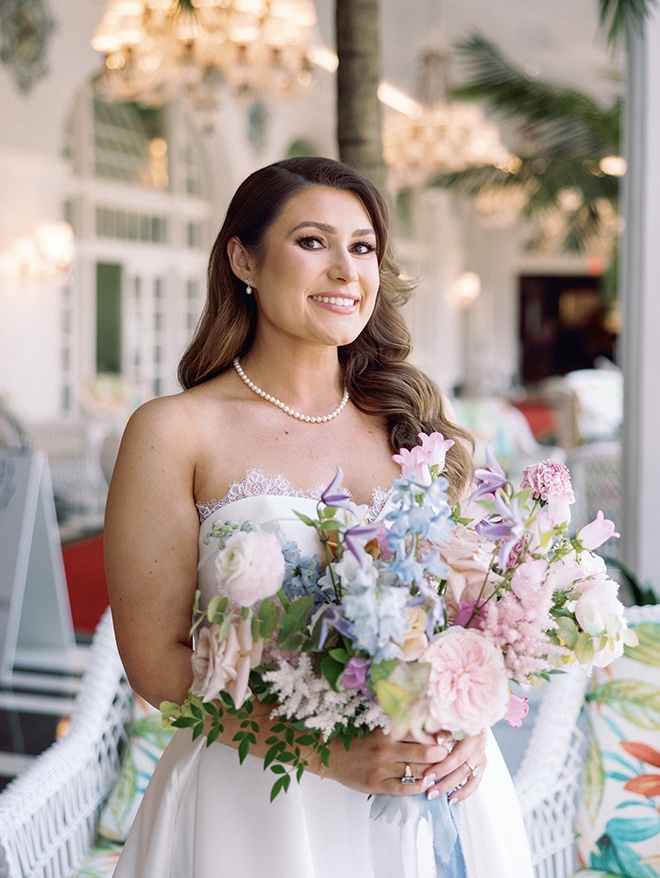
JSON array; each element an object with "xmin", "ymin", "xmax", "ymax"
[{"xmin": 215, "ymin": 530, "xmax": 285, "ymax": 607}]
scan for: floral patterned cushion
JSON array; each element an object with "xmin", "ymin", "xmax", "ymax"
[
  {"xmin": 71, "ymin": 842, "xmax": 122, "ymax": 878},
  {"xmin": 574, "ymin": 606, "xmax": 660, "ymax": 878},
  {"xmin": 96, "ymin": 695, "xmax": 175, "ymax": 844}
]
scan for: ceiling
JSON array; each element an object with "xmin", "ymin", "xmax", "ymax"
[{"xmin": 315, "ymin": 0, "xmax": 622, "ymax": 106}]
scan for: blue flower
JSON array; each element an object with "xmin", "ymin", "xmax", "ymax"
[{"xmin": 281, "ymin": 540, "xmax": 327, "ymax": 608}]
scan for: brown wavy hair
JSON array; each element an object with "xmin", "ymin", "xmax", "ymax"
[{"xmin": 178, "ymin": 156, "xmax": 474, "ymax": 498}]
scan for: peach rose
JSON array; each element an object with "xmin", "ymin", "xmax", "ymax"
[
  {"xmin": 191, "ymin": 617, "xmax": 263, "ymax": 708},
  {"xmin": 401, "ymin": 606, "xmax": 429, "ymax": 660}
]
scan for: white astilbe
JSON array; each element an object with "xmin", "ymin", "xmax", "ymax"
[{"xmin": 263, "ymin": 654, "xmax": 388, "ymax": 740}]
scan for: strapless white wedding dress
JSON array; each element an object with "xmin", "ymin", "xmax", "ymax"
[{"xmin": 113, "ymin": 473, "xmax": 534, "ymax": 878}]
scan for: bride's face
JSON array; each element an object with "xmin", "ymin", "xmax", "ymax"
[{"xmin": 246, "ymin": 185, "xmax": 380, "ymax": 350}]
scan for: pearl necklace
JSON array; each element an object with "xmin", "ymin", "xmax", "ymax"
[{"xmin": 232, "ymin": 357, "xmax": 349, "ymax": 424}]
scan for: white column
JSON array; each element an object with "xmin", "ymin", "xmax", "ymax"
[{"xmin": 620, "ymin": 9, "xmax": 660, "ymax": 597}]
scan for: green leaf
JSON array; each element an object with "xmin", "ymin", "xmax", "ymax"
[
  {"xmin": 321, "ymin": 654, "xmax": 346, "ymax": 691},
  {"xmin": 277, "ymin": 595, "xmax": 314, "ymax": 651},
  {"xmin": 588, "ymin": 678, "xmax": 660, "ymax": 728},
  {"xmin": 270, "ymin": 775, "xmax": 290, "ymax": 801},
  {"xmin": 257, "ymin": 599, "xmax": 281, "ymax": 641},
  {"xmin": 237, "ymin": 737, "xmax": 251, "ymax": 763},
  {"xmin": 264, "ymin": 742, "xmax": 285, "ymax": 769},
  {"xmin": 556, "ymin": 616, "xmax": 579, "ymax": 649},
  {"xmin": 574, "ymin": 633, "xmax": 595, "ymax": 666},
  {"xmin": 582, "ymin": 725, "xmax": 605, "ymax": 823},
  {"xmin": 171, "ymin": 716, "xmax": 198, "ymax": 729},
  {"xmin": 328, "ymin": 647, "xmax": 350, "ymax": 663},
  {"xmin": 626, "ymin": 623, "xmax": 660, "ymax": 666},
  {"xmin": 368, "ymin": 659, "xmax": 400, "ymax": 687},
  {"xmin": 206, "ymin": 725, "xmax": 220, "ymax": 746},
  {"xmin": 294, "ymin": 511, "xmax": 317, "ymax": 527},
  {"xmin": 270, "ymin": 764, "xmax": 286, "ymax": 775}
]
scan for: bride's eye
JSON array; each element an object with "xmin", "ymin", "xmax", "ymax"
[
  {"xmin": 352, "ymin": 241, "xmax": 377, "ymax": 255},
  {"xmin": 296, "ymin": 235, "xmax": 324, "ymax": 250}
]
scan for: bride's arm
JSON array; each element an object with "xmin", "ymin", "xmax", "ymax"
[{"xmin": 104, "ymin": 396, "xmax": 200, "ymax": 708}]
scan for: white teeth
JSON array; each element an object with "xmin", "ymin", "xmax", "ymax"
[{"xmin": 311, "ymin": 295, "xmax": 356, "ymax": 307}]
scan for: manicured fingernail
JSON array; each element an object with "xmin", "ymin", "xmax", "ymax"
[
  {"xmin": 422, "ymin": 773, "xmax": 436, "ymax": 788},
  {"xmin": 449, "ymin": 797, "xmax": 459, "ymax": 805},
  {"xmin": 427, "ymin": 788, "xmax": 440, "ymax": 801}
]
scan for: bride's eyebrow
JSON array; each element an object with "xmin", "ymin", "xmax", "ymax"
[{"xmin": 288, "ymin": 221, "xmax": 376, "ymax": 237}]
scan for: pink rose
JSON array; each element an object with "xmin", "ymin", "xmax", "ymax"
[
  {"xmin": 521, "ymin": 460, "xmax": 575, "ymax": 525},
  {"xmin": 191, "ymin": 618, "xmax": 263, "ymax": 708},
  {"xmin": 421, "ymin": 627, "xmax": 509, "ymax": 735},
  {"xmin": 503, "ymin": 692, "xmax": 529, "ymax": 728},
  {"xmin": 215, "ymin": 530, "xmax": 285, "ymax": 607},
  {"xmin": 578, "ymin": 511, "xmax": 620, "ymax": 551}
]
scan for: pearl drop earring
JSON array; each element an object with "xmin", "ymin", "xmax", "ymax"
[{"xmin": 245, "ymin": 278, "xmax": 253, "ymax": 295}]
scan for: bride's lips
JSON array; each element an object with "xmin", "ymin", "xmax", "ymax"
[{"xmin": 309, "ymin": 294, "xmax": 359, "ymax": 312}]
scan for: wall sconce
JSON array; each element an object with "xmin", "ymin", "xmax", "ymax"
[
  {"xmin": 0, "ymin": 221, "xmax": 75, "ymax": 281},
  {"xmin": 449, "ymin": 271, "xmax": 482, "ymax": 308}
]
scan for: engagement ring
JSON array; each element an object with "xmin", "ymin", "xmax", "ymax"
[{"xmin": 401, "ymin": 764, "xmax": 415, "ymax": 785}]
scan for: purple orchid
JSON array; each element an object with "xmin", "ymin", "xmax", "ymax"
[
  {"xmin": 344, "ymin": 523, "xmax": 381, "ymax": 569},
  {"xmin": 471, "ymin": 444, "xmax": 508, "ymax": 501},
  {"xmin": 340, "ymin": 656, "xmax": 371, "ymax": 693},
  {"xmin": 321, "ymin": 467, "xmax": 354, "ymax": 511}
]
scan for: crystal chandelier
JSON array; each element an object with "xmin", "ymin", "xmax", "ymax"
[
  {"xmin": 383, "ymin": 48, "xmax": 515, "ymax": 190},
  {"xmin": 92, "ymin": 0, "xmax": 318, "ymax": 117}
]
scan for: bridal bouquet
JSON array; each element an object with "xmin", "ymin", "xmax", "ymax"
[{"xmin": 161, "ymin": 433, "xmax": 636, "ymax": 800}]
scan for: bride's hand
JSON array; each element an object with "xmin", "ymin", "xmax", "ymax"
[
  {"xmin": 422, "ymin": 730, "xmax": 489, "ymax": 804},
  {"xmin": 323, "ymin": 728, "xmax": 451, "ymax": 797}
]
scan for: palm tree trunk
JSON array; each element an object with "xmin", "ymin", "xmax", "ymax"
[{"xmin": 335, "ymin": 0, "xmax": 386, "ymax": 190}]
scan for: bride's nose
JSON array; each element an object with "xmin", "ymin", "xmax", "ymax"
[{"xmin": 328, "ymin": 248, "xmax": 358, "ymax": 284}]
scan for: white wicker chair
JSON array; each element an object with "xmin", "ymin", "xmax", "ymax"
[
  {"xmin": 0, "ymin": 610, "xmax": 593, "ymax": 878},
  {"xmin": 513, "ymin": 668, "xmax": 591, "ymax": 878},
  {"xmin": 0, "ymin": 609, "xmax": 132, "ymax": 878}
]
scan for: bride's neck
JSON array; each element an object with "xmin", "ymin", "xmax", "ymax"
[{"xmin": 236, "ymin": 347, "xmax": 344, "ymax": 407}]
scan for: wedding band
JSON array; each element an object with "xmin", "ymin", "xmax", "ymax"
[
  {"xmin": 466, "ymin": 760, "xmax": 479, "ymax": 777},
  {"xmin": 441, "ymin": 737, "xmax": 455, "ymax": 753},
  {"xmin": 401, "ymin": 764, "xmax": 415, "ymax": 785}
]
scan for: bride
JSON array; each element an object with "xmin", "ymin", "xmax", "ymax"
[{"xmin": 105, "ymin": 156, "xmax": 534, "ymax": 877}]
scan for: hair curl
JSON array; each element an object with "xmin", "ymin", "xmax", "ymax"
[{"xmin": 178, "ymin": 156, "xmax": 473, "ymax": 498}]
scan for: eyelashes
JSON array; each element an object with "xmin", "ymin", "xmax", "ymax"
[{"xmin": 294, "ymin": 235, "xmax": 377, "ymax": 255}]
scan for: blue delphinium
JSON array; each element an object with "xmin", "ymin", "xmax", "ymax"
[{"xmin": 281, "ymin": 540, "xmax": 327, "ymax": 609}]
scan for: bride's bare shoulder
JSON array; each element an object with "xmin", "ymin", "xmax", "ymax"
[{"xmin": 119, "ymin": 375, "xmax": 234, "ymax": 451}]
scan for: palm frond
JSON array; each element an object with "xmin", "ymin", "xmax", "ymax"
[
  {"xmin": 599, "ymin": 0, "xmax": 658, "ymax": 45},
  {"xmin": 451, "ymin": 34, "xmax": 619, "ymax": 157}
]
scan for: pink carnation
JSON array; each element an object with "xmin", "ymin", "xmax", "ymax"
[
  {"xmin": 215, "ymin": 530, "xmax": 285, "ymax": 607},
  {"xmin": 521, "ymin": 460, "xmax": 575, "ymax": 525},
  {"xmin": 421, "ymin": 627, "xmax": 509, "ymax": 735}
]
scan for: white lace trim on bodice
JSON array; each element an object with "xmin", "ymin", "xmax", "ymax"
[{"xmin": 196, "ymin": 468, "xmax": 391, "ymax": 523}]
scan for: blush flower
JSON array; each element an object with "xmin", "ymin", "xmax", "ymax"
[
  {"xmin": 521, "ymin": 460, "xmax": 575, "ymax": 525},
  {"xmin": 421, "ymin": 627, "xmax": 509, "ymax": 735},
  {"xmin": 191, "ymin": 619, "xmax": 263, "ymax": 708},
  {"xmin": 215, "ymin": 530, "xmax": 285, "ymax": 607},
  {"xmin": 577, "ymin": 511, "xmax": 620, "ymax": 551},
  {"xmin": 503, "ymin": 692, "xmax": 529, "ymax": 728},
  {"xmin": 401, "ymin": 606, "xmax": 430, "ymax": 660},
  {"xmin": 392, "ymin": 445, "xmax": 432, "ymax": 486},
  {"xmin": 417, "ymin": 432, "xmax": 455, "ymax": 472}
]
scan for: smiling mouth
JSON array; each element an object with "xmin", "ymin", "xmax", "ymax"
[{"xmin": 310, "ymin": 295, "xmax": 358, "ymax": 308}]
